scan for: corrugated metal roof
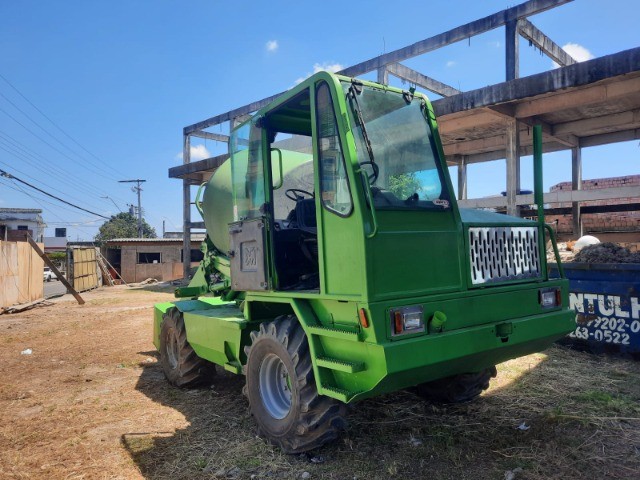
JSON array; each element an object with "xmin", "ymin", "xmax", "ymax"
[
  {"xmin": 104, "ymin": 236, "xmax": 204, "ymax": 244},
  {"xmin": 0, "ymin": 208, "xmax": 43, "ymax": 214}
]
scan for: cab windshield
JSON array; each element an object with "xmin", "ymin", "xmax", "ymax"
[{"xmin": 342, "ymin": 82, "xmax": 449, "ymax": 210}]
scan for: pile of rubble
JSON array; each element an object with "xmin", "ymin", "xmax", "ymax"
[
  {"xmin": 574, "ymin": 242, "xmax": 640, "ymax": 264},
  {"xmin": 547, "ymin": 236, "xmax": 640, "ymax": 264}
]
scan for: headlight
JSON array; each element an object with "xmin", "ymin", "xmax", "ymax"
[
  {"xmin": 390, "ymin": 305, "xmax": 424, "ymax": 336},
  {"xmin": 539, "ymin": 287, "xmax": 561, "ymax": 309}
]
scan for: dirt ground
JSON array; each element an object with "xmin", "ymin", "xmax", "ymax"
[{"xmin": 1, "ymin": 285, "xmax": 639, "ymax": 480}]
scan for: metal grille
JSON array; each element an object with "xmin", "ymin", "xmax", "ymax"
[{"xmin": 468, "ymin": 226, "xmax": 540, "ymax": 285}]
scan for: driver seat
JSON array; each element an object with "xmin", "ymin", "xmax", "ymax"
[{"xmin": 295, "ymin": 198, "xmax": 317, "ymax": 235}]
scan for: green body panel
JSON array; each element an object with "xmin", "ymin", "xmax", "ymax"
[{"xmin": 155, "ymin": 71, "xmax": 575, "ymax": 404}]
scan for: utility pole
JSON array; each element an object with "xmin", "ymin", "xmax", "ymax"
[{"xmin": 119, "ymin": 179, "xmax": 146, "ymax": 238}]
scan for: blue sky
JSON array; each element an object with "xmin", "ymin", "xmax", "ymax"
[{"xmin": 0, "ymin": 0, "xmax": 637, "ymax": 240}]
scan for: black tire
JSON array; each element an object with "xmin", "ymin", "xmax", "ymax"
[
  {"xmin": 243, "ymin": 315, "xmax": 347, "ymax": 453},
  {"xmin": 415, "ymin": 366, "xmax": 497, "ymax": 404},
  {"xmin": 160, "ymin": 307, "xmax": 215, "ymax": 388}
]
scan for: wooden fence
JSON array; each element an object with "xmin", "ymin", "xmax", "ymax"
[
  {"xmin": 67, "ymin": 247, "xmax": 100, "ymax": 292},
  {"xmin": 0, "ymin": 240, "xmax": 44, "ymax": 308}
]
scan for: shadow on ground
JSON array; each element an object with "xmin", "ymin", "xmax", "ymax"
[{"xmin": 123, "ymin": 346, "xmax": 640, "ymax": 480}]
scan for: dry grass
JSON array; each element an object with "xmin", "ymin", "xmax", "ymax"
[{"xmin": 1, "ymin": 286, "xmax": 639, "ymax": 479}]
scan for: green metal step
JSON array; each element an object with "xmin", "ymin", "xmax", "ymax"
[
  {"xmin": 316, "ymin": 356, "xmax": 365, "ymax": 373},
  {"xmin": 307, "ymin": 325, "xmax": 359, "ymax": 341},
  {"xmin": 320, "ymin": 384, "xmax": 359, "ymax": 403},
  {"xmin": 224, "ymin": 361, "xmax": 242, "ymax": 374}
]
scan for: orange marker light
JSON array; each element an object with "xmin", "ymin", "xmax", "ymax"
[
  {"xmin": 394, "ymin": 311, "xmax": 403, "ymax": 334},
  {"xmin": 359, "ymin": 308, "xmax": 369, "ymax": 328}
]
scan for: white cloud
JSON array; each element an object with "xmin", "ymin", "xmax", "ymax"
[
  {"xmin": 174, "ymin": 144, "xmax": 212, "ymax": 162},
  {"xmin": 552, "ymin": 43, "xmax": 594, "ymax": 68},
  {"xmin": 294, "ymin": 62, "xmax": 344, "ymax": 85},
  {"xmin": 487, "ymin": 40, "xmax": 501, "ymax": 48},
  {"xmin": 446, "ymin": 60, "xmax": 457, "ymax": 68},
  {"xmin": 266, "ymin": 40, "xmax": 278, "ymax": 52}
]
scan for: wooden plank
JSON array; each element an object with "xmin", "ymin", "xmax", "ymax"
[{"xmin": 26, "ymin": 236, "xmax": 84, "ymax": 305}]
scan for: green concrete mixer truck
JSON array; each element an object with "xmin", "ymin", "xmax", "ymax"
[{"xmin": 153, "ymin": 70, "xmax": 574, "ymax": 453}]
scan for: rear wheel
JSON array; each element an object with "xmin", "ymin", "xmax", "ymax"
[
  {"xmin": 160, "ymin": 307, "xmax": 215, "ymax": 388},
  {"xmin": 415, "ymin": 366, "xmax": 497, "ymax": 403},
  {"xmin": 244, "ymin": 315, "xmax": 347, "ymax": 453}
]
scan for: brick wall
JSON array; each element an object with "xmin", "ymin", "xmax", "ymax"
[{"xmin": 547, "ymin": 175, "xmax": 640, "ymax": 235}]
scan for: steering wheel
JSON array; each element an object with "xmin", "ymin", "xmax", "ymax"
[
  {"xmin": 359, "ymin": 161, "xmax": 379, "ymax": 184},
  {"xmin": 285, "ymin": 188, "xmax": 314, "ymax": 202}
]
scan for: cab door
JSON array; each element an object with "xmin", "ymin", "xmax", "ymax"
[{"xmin": 229, "ymin": 118, "xmax": 270, "ymax": 291}]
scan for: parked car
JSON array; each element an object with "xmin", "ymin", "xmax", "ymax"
[{"xmin": 43, "ymin": 267, "xmax": 57, "ymax": 282}]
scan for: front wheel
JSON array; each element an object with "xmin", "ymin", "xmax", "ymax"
[
  {"xmin": 244, "ymin": 316, "xmax": 347, "ymax": 453},
  {"xmin": 415, "ymin": 366, "xmax": 497, "ymax": 403},
  {"xmin": 160, "ymin": 307, "xmax": 215, "ymax": 388}
]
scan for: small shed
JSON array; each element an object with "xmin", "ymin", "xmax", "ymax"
[{"xmin": 103, "ymin": 238, "xmax": 204, "ymax": 283}]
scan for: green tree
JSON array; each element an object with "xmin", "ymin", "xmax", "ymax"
[
  {"xmin": 388, "ymin": 172, "xmax": 422, "ymax": 199},
  {"xmin": 94, "ymin": 212, "xmax": 156, "ymax": 243}
]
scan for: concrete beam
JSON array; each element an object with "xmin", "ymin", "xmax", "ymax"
[
  {"xmin": 517, "ymin": 18, "xmax": 576, "ymax": 66},
  {"xmin": 505, "ymin": 19, "xmax": 520, "ymax": 81},
  {"xmin": 514, "ymin": 74, "xmax": 640, "ymax": 119},
  {"xmin": 184, "ymin": 92, "xmax": 282, "ymax": 135},
  {"xmin": 190, "ymin": 131, "xmax": 230, "ymax": 143},
  {"xmin": 579, "ymin": 127, "xmax": 640, "ymax": 148},
  {"xmin": 169, "ymin": 153, "xmax": 228, "ymax": 179},
  {"xmin": 339, "ymin": 0, "xmax": 573, "ymax": 77},
  {"xmin": 553, "ymin": 109, "xmax": 640, "ymax": 136},
  {"xmin": 458, "ymin": 185, "xmax": 640, "ymax": 208},
  {"xmin": 458, "ymin": 156, "xmax": 468, "ymax": 200},
  {"xmin": 377, "ymin": 67, "xmax": 389, "ymax": 85},
  {"xmin": 572, "ymin": 145, "xmax": 582, "ymax": 237},
  {"xmin": 505, "ymin": 118, "xmax": 521, "ymax": 216},
  {"xmin": 386, "ymin": 63, "xmax": 461, "ymax": 97},
  {"xmin": 433, "ymin": 47, "xmax": 640, "ymax": 117},
  {"xmin": 482, "ymin": 106, "xmax": 578, "ymax": 147}
]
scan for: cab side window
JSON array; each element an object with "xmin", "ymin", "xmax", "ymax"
[{"xmin": 316, "ymin": 82, "xmax": 352, "ymax": 217}]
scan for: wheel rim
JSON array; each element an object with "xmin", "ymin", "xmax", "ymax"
[
  {"xmin": 166, "ymin": 328, "xmax": 179, "ymax": 369},
  {"xmin": 259, "ymin": 353, "xmax": 292, "ymax": 419}
]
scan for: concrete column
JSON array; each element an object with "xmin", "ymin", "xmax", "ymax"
[
  {"xmin": 182, "ymin": 134, "xmax": 191, "ymax": 280},
  {"xmin": 571, "ymin": 144, "xmax": 583, "ymax": 237},
  {"xmin": 506, "ymin": 119, "xmax": 521, "ymax": 217},
  {"xmin": 377, "ymin": 67, "xmax": 388, "ymax": 85},
  {"xmin": 505, "ymin": 19, "xmax": 519, "ymax": 81},
  {"xmin": 457, "ymin": 156, "xmax": 468, "ymax": 200}
]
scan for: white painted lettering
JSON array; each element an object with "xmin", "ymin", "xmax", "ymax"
[
  {"xmin": 583, "ymin": 294, "xmax": 598, "ymax": 314},
  {"xmin": 614, "ymin": 297, "xmax": 630, "ymax": 318},
  {"xmin": 631, "ymin": 297, "xmax": 640, "ymax": 320},
  {"xmin": 570, "ymin": 293, "xmax": 584, "ymax": 313},
  {"xmin": 598, "ymin": 295, "xmax": 615, "ymax": 316}
]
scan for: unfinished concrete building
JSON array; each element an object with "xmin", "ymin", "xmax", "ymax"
[{"xmin": 169, "ymin": 0, "xmax": 640, "ymax": 277}]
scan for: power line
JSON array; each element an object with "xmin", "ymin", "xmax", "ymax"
[
  {"xmin": 0, "ymin": 177, "xmax": 103, "ymax": 241},
  {"xmin": 0, "ymin": 129, "xmax": 128, "ymax": 204},
  {"xmin": 0, "ymin": 105, "xmax": 120, "ymax": 182},
  {"xmin": 0, "ymin": 168, "xmax": 110, "ymax": 219},
  {"xmin": 0, "ymin": 72, "xmax": 125, "ymax": 179},
  {"xmin": 0, "ymin": 152, "xmax": 110, "ymax": 212},
  {"xmin": 0, "ymin": 175, "xmax": 100, "ymax": 221}
]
